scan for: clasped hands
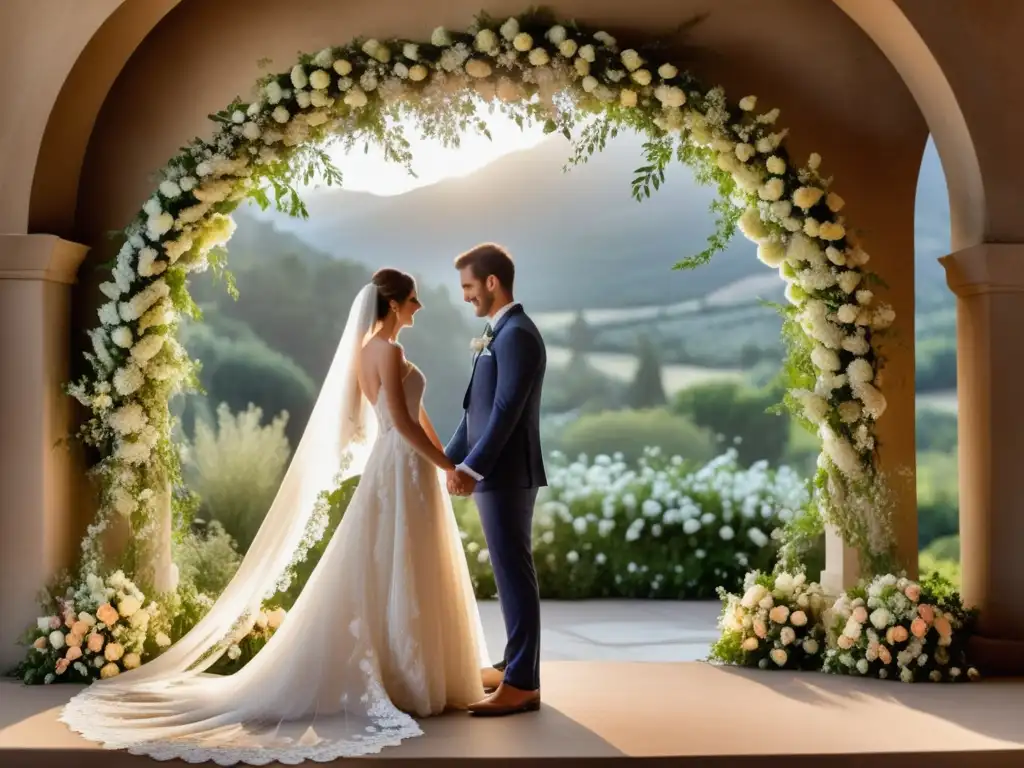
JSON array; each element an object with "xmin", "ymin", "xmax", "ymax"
[{"xmin": 446, "ymin": 468, "xmax": 476, "ymax": 497}]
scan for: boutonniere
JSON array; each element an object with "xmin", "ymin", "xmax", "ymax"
[{"xmin": 470, "ymin": 327, "xmax": 494, "ymax": 354}]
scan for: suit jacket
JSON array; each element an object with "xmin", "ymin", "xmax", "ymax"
[{"xmin": 446, "ymin": 305, "xmax": 547, "ymax": 493}]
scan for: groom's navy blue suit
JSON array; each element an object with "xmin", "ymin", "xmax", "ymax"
[{"xmin": 447, "ymin": 304, "xmax": 546, "ymax": 692}]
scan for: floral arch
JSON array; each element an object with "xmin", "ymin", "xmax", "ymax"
[{"xmin": 21, "ymin": 10, "xmax": 977, "ymax": 687}]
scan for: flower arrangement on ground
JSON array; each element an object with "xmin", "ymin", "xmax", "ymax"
[
  {"xmin": 13, "ymin": 571, "xmax": 168, "ymax": 685},
  {"xmin": 823, "ymin": 573, "xmax": 980, "ymax": 682},
  {"xmin": 709, "ymin": 570, "xmax": 827, "ymax": 670}
]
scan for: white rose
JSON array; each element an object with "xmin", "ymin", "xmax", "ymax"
[
  {"xmin": 770, "ymin": 648, "xmax": 788, "ymax": 667},
  {"xmin": 242, "ymin": 122, "xmax": 261, "ymax": 141},
  {"xmin": 513, "ymin": 33, "xmax": 534, "ymax": 52},
  {"xmin": 621, "ymin": 49, "xmax": 643, "ymax": 71},
  {"xmin": 474, "ymin": 29, "xmax": 497, "ymax": 53},
  {"xmin": 559, "ymin": 39, "xmax": 578, "ymax": 58},
  {"xmin": 631, "ymin": 69, "xmax": 652, "ymax": 86},
  {"xmin": 309, "ymin": 69, "xmax": 331, "ymax": 90},
  {"xmin": 594, "ymin": 31, "xmax": 616, "ymax": 48},
  {"xmin": 793, "ymin": 187, "xmax": 825, "ymax": 210},
  {"xmin": 344, "ymin": 88, "xmax": 368, "ymax": 108},
  {"xmin": 574, "ymin": 57, "xmax": 590, "ymax": 76},
  {"xmin": 431, "ymin": 27, "xmax": 452, "ymax": 47},
  {"xmin": 780, "ymin": 627, "xmax": 796, "ymax": 645},
  {"xmin": 546, "ymin": 25, "xmax": 567, "ymax": 45},
  {"xmin": 290, "ymin": 65, "xmax": 308, "ymax": 89},
  {"xmin": 265, "ymin": 81, "xmax": 283, "ymax": 104},
  {"xmin": 581, "ymin": 75, "xmax": 599, "ymax": 93},
  {"xmin": 739, "ymin": 95, "xmax": 757, "ymax": 111},
  {"xmin": 756, "ymin": 241, "xmax": 786, "ymax": 268},
  {"xmin": 735, "ymin": 143, "xmax": 755, "ymax": 162},
  {"xmin": 500, "ymin": 17, "xmax": 520, "ymax": 41},
  {"xmin": 49, "ymin": 630, "xmax": 65, "ymax": 650},
  {"xmin": 579, "ymin": 44, "xmax": 596, "ymax": 62},
  {"xmin": 333, "ymin": 59, "xmax": 352, "ymax": 76},
  {"xmin": 295, "ymin": 90, "xmax": 311, "ymax": 108},
  {"xmin": 271, "ymin": 106, "xmax": 290, "ymax": 124},
  {"xmin": 227, "ymin": 644, "xmax": 242, "ymax": 661},
  {"xmin": 465, "ymin": 59, "xmax": 492, "ymax": 78},
  {"xmin": 802, "ymin": 638, "xmax": 819, "ymax": 655},
  {"xmin": 759, "ymin": 178, "xmax": 785, "ymax": 202},
  {"xmin": 528, "ymin": 47, "xmax": 550, "ymax": 67},
  {"xmin": 766, "ymin": 156, "xmax": 786, "ymax": 175},
  {"xmin": 620, "ymin": 89, "xmax": 638, "ymax": 107},
  {"xmin": 658, "ymin": 63, "xmax": 678, "ymax": 79}
]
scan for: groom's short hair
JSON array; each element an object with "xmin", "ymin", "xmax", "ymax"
[{"xmin": 455, "ymin": 243, "xmax": 515, "ymax": 293}]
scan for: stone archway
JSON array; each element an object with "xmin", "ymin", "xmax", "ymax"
[{"xmin": 12, "ymin": 0, "xmax": 1019, "ymax": 669}]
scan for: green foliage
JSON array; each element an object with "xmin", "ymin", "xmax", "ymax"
[
  {"xmin": 182, "ymin": 320, "xmax": 316, "ymax": 447},
  {"xmin": 625, "ymin": 335, "xmax": 668, "ymax": 409},
  {"xmin": 916, "ymin": 450, "xmax": 959, "ymax": 547},
  {"xmin": 183, "ymin": 403, "xmax": 292, "ymax": 553},
  {"xmin": 916, "ymin": 406, "xmax": 957, "ymax": 454},
  {"xmin": 555, "ymin": 408, "xmax": 716, "ymax": 466},
  {"xmin": 672, "ymin": 380, "xmax": 790, "ymax": 466},
  {"xmin": 542, "ymin": 353, "xmax": 622, "ymax": 414},
  {"xmin": 916, "ymin": 335, "xmax": 957, "ymax": 392},
  {"xmin": 174, "ymin": 520, "xmax": 243, "ymax": 596},
  {"xmin": 919, "ymin": 535, "xmax": 961, "ymax": 588}
]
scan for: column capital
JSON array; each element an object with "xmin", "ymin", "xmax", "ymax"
[
  {"xmin": 0, "ymin": 234, "xmax": 89, "ymax": 285},
  {"xmin": 940, "ymin": 242, "xmax": 1024, "ymax": 297}
]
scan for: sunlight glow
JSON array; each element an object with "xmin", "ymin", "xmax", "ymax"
[{"xmin": 314, "ymin": 111, "xmax": 549, "ymax": 196}]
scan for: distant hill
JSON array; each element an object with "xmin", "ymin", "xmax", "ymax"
[{"xmin": 243, "ymin": 133, "xmax": 953, "ymax": 313}]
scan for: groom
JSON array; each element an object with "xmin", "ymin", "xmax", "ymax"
[{"xmin": 446, "ymin": 243, "xmax": 547, "ymax": 717}]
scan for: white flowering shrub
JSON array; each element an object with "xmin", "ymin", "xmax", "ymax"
[
  {"xmin": 710, "ymin": 571, "xmax": 828, "ymax": 670},
  {"xmin": 823, "ymin": 573, "xmax": 979, "ymax": 683},
  {"xmin": 459, "ymin": 448, "xmax": 810, "ymax": 599},
  {"xmin": 183, "ymin": 402, "xmax": 291, "ymax": 553}
]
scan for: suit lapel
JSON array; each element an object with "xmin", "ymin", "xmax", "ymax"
[{"xmin": 463, "ymin": 305, "xmax": 524, "ymax": 408}]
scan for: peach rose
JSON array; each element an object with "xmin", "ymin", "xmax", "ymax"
[
  {"xmin": 99, "ymin": 662, "xmax": 120, "ymax": 680},
  {"xmin": 933, "ymin": 616, "xmax": 952, "ymax": 638},
  {"xmin": 877, "ymin": 645, "xmax": 892, "ymax": 665},
  {"xmin": 104, "ymin": 642, "xmax": 125, "ymax": 662},
  {"xmin": 71, "ymin": 620, "xmax": 90, "ymax": 637},
  {"xmin": 65, "ymin": 632, "xmax": 82, "ymax": 648},
  {"xmin": 96, "ymin": 603, "xmax": 119, "ymax": 626},
  {"xmin": 741, "ymin": 636, "xmax": 759, "ymax": 652},
  {"xmin": 892, "ymin": 625, "xmax": 909, "ymax": 643},
  {"xmin": 768, "ymin": 605, "xmax": 790, "ymax": 624},
  {"xmin": 753, "ymin": 619, "xmax": 767, "ymax": 639},
  {"xmin": 66, "ymin": 645, "xmax": 83, "ymax": 662},
  {"xmin": 55, "ymin": 658, "xmax": 70, "ymax": 675},
  {"xmin": 917, "ymin": 604, "xmax": 935, "ymax": 623},
  {"xmin": 852, "ymin": 606, "xmax": 868, "ymax": 624},
  {"xmin": 48, "ymin": 616, "xmax": 62, "ymax": 630},
  {"xmin": 87, "ymin": 633, "xmax": 105, "ymax": 653},
  {"xmin": 904, "ymin": 584, "xmax": 921, "ymax": 602},
  {"xmin": 910, "ymin": 618, "xmax": 928, "ymax": 638},
  {"xmin": 33, "ymin": 636, "xmax": 47, "ymax": 650},
  {"xmin": 122, "ymin": 652, "xmax": 142, "ymax": 670},
  {"xmin": 837, "ymin": 634, "xmax": 854, "ymax": 650}
]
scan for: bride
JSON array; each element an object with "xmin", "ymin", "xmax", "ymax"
[{"xmin": 61, "ymin": 268, "xmax": 490, "ymax": 764}]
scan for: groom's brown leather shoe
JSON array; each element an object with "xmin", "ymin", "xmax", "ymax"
[
  {"xmin": 468, "ymin": 682, "xmax": 540, "ymax": 717},
  {"xmin": 481, "ymin": 666, "xmax": 504, "ymax": 693}
]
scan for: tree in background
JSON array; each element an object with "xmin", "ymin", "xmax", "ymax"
[
  {"xmin": 182, "ymin": 403, "xmax": 292, "ymax": 553},
  {"xmin": 671, "ymin": 380, "xmax": 790, "ymax": 467},
  {"xmin": 182, "ymin": 319, "xmax": 316, "ymax": 447},
  {"xmin": 626, "ymin": 334, "xmax": 667, "ymax": 409},
  {"xmin": 567, "ymin": 310, "xmax": 594, "ymax": 354}
]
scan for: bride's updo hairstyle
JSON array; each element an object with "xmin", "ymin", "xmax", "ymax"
[{"xmin": 371, "ymin": 268, "xmax": 416, "ymax": 321}]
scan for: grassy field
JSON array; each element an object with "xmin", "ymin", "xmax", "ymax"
[{"xmin": 546, "ymin": 346, "xmax": 744, "ymax": 396}]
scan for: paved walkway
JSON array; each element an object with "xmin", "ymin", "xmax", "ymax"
[{"xmin": 477, "ymin": 600, "xmax": 721, "ymax": 662}]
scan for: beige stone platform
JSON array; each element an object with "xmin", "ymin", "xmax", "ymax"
[{"xmin": 2, "ymin": 662, "xmax": 1024, "ymax": 768}]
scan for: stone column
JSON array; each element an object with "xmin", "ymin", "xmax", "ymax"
[
  {"xmin": 0, "ymin": 234, "xmax": 88, "ymax": 670},
  {"xmin": 941, "ymin": 243, "xmax": 1024, "ymax": 675}
]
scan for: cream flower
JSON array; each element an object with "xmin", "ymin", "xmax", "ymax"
[
  {"xmin": 739, "ymin": 95, "xmax": 757, "ymax": 111},
  {"xmin": 619, "ymin": 89, "xmax": 638, "ymax": 107},
  {"xmin": 621, "ymin": 49, "xmax": 643, "ymax": 71},
  {"xmin": 766, "ymin": 156, "xmax": 786, "ymax": 175},
  {"xmin": 500, "ymin": 17, "xmax": 519, "ymax": 41},
  {"xmin": 528, "ymin": 47, "xmax": 550, "ymax": 67},
  {"xmin": 793, "ymin": 186, "xmax": 825, "ymax": 210},
  {"xmin": 333, "ymin": 59, "xmax": 352, "ymax": 76},
  {"xmin": 100, "ymin": 662, "xmax": 120, "ymax": 679},
  {"xmin": 344, "ymin": 88, "xmax": 369, "ymax": 108},
  {"xmin": 559, "ymin": 39, "xmax": 578, "ymax": 58},
  {"xmin": 578, "ymin": 44, "xmax": 596, "ymax": 62},
  {"xmin": 290, "ymin": 65, "xmax": 308, "ymax": 89},
  {"xmin": 465, "ymin": 59, "xmax": 492, "ymax": 78},
  {"xmin": 513, "ymin": 33, "xmax": 534, "ymax": 52},
  {"xmin": 431, "ymin": 27, "xmax": 452, "ymax": 47},
  {"xmin": 770, "ymin": 648, "xmax": 788, "ymax": 667},
  {"xmin": 658, "ymin": 63, "xmax": 678, "ymax": 79},
  {"xmin": 631, "ymin": 69, "xmax": 652, "ymax": 86},
  {"xmin": 408, "ymin": 65, "xmax": 428, "ymax": 82},
  {"xmin": 759, "ymin": 178, "xmax": 785, "ymax": 202},
  {"xmin": 309, "ymin": 69, "xmax": 331, "ymax": 90}
]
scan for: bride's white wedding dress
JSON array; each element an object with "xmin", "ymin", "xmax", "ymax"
[{"xmin": 60, "ymin": 285, "xmax": 488, "ymax": 764}]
